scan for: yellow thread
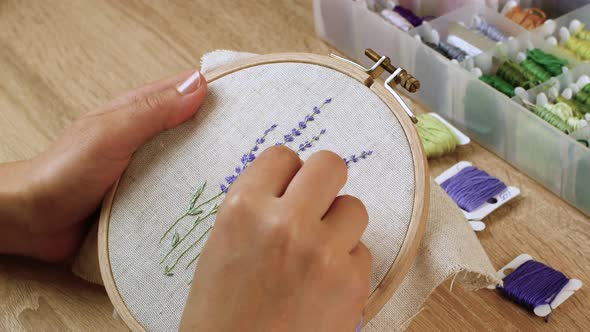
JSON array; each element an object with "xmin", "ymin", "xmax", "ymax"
[
  {"xmin": 416, "ymin": 114, "xmax": 459, "ymax": 158},
  {"xmin": 564, "ymin": 37, "xmax": 590, "ymax": 60}
]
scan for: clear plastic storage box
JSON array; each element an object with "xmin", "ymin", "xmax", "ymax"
[{"xmin": 313, "ymin": 0, "xmax": 590, "ymax": 216}]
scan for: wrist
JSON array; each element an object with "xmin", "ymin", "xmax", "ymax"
[{"xmin": 0, "ymin": 160, "xmax": 38, "ymax": 251}]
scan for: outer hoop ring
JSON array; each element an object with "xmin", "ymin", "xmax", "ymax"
[{"xmin": 98, "ymin": 52, "xmax": 429, "ymax": 330}]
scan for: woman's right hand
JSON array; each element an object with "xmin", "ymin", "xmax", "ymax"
[{"xmin": 181, "ymin": 146, "xmax": 372, "ymax": 332}]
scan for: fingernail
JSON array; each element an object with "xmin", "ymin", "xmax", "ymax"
[{"xmin": 176, "ymin": 71, "xmax": 202, "ymax": 95}]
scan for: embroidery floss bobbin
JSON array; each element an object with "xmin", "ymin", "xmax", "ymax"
[
  {"xmin": 393, "ymin": 5, "xmax": 425, "ymax": 27},
  {"xmin": 534, "ymin": 88, "xmax": 589, "ymax": 131},
  {"xmin": 415, "ymin": 113, "xmax": 470, "ymax": 158},
  {"xmin": 526, "ymin": 49, "xmax": 568, "ymax": 77},
  {"xmin": 446, "ymin": 34, "xmax": 483, "ymax": 57},
  {"xmin": 420, "ymin": 25, "xmax": 469, "ymax": 62},
  {"xmin": 557, "ymin": 95, "xmax": 588, "ymax": 117},
  {"xmin": 492, "ymin": 254, "xmax": 582, "ymax": 321},
  {"xmin": 472, "ymin": 16, "xmax": 508, "ymax": 42},
  {"xmin": 560, "ymin": 28, "xmax": 590, "ymax": 61},
  {"xmin": 516, "ymin": 53, "xmax": 551, "ymax": 83},
  {"xmin": 505, "ymin": 6, "xmax": 546, "ymax": 30},
  {"xmin": 435, "ymin": 161, "xmax": 521, "ymax": 231},
  {"xmin": 381, "ymin": 9, "xmax": 414, "ymax": 32},
  {"xmin": 479, "ymin": 74, "xmax": 515, "ymax": 97},
  {"xmin": 438, "ymin": 40, "xmax": 468, "ymax": 62},
  {"xmin": 496, "ymin": 60, "xmax": 536, "ymax": 89},
  {"xmin": 440, "ymin": 166, "xmax": 507, "ymax": 213},
  {"xmin": 528, "ymin": 104, "xmax": 575, "ymax": 134}
]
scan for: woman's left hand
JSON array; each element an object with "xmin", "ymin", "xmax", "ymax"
[{"xmin": 0, "ymin": 70, "xmax": 207, "ymax": 261}]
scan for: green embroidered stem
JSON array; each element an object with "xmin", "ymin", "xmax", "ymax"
[
  {"xmin": 159, "ymin": 182, "xmax": 207, "ymax": 243},
  {"xmin": 159, "ymin": 204, "xmax": 219, "ymax": 264},
  {"xmin": 185, "ymin": 253, "xmax": 201, "ymax": 270},
  {"xmin": 160, "ymin": 212, "xmax": 189, "ymax": 243},
  {"xmin": 164, "ymin": 226, "xmax": 212, "ymax": 275},
  {"xmin": 192, "ymin": 191, "xmax": 224, "ymax": 212}
]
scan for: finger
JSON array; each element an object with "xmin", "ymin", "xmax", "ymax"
[
  {"xmin": 283, "ymin": 150, "xmax": 347, "ymax": 218},
  {"xmin": 350, "ymin": 242, "xmax": 372, "ymax": 281},
  {"xmin": 83, "ymin": 71, "xmax": 207, "ymax": 156},
  {"xmin": 322, "ymin": 195, "xmax": 368, "ymax": 252},
  {"xmin": 99, "ymin": 70, "xmax": 196, "ymax": 112},
  {"xmin": 230, "ymin": 145, "xmax": 302, "ymax": 197}
]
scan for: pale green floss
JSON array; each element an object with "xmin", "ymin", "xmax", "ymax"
[{"xmin": 416, "ymin": 114, "xmax": 459, "ymax": 158}]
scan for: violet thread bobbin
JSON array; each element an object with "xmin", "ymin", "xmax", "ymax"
[
  {"xmin": 493, "ymin": 254, "xmax": 582, "ymax": 322},
  {"xmin": 435, "ymin": 161, "xmax": 521, "ymax": 231},
  {"xmin": 440, "ymin": 166, "xmax": 507, "ymax": 212}
]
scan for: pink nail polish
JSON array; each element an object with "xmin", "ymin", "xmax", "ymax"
[{"xmin": 176, "ymin": 71, "xmax": 201, "ymax": 95}]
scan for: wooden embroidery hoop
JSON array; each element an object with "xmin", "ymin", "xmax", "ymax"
[{"xmin": 98, "ymin": 51, "xmax": 429, "ymax": 331}]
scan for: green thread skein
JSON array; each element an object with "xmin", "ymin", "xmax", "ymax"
[
  {"xmin": 574, "ymin": 89, "xmax": 590, "ymax": 108},
  {"xmin": 546, "ymin": 102, "xmax": 574, "ymax": 122},
  {"xmin": 497, "ymin": 60, "xmax": 535, "ymax": 88},
  {"xmin": 480, "ymin": 75, "xmax": 515, "ymax": 97},
  {"xmin": 556, "ymin": 96, "xmax": 588, "ymax": 117},
  {"xmin": 520, "ymin": 59, "xmax": 551, "ymax": 82},
  {"xmin": 526, "ymin": 48, "xmax": 568, "ymax": 76},
  {"xmin": 531, "ymin": 106, "xmax": 574, "ymax": 134},
  {"xmin": 545, "ymin": 102, "xmax": 586, "ymax": 131},
  {"xmin": 416, "ymin": 114, "xmax": 459, "ymax": 158}
]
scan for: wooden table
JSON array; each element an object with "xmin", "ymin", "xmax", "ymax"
[{"xmin": 0, "ymin": 1, "xmax": 588, "ymax": 330}]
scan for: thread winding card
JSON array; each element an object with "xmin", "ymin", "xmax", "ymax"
[{"xmin": 98, "ymin": 53, "xmax": 429, "ymax": 331}]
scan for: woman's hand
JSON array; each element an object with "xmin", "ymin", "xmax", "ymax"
[
  {"xmin": 181, "ymin": 147, "xmax": 372, "ymax": 332},
  {"xmin": 0, "ymin": 70, "xmax": 207, "ymax": 261}
]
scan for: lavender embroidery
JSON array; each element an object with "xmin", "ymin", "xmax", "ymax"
[
  {"xmin": 159, "ymin": 98, "xmax": 374, "ymax": 276},
  {"xmin": 277, "ymin": 98, "xmax": 331, "ymax": 146},
  {"xmin": 343, "ymin": 150, "xmax": 373, "ymax": 168},
  {"xmin": 220, "ymin": 124, "xmax": 278, "ymax": 193},
  {"xmin": 297, "ymin": 129, "xmax": 327, "ymax": 154}
]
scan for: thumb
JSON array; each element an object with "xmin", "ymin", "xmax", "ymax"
[{"xmin": 89, "ymin": 71, "xmax": 207, "ymax": 155}]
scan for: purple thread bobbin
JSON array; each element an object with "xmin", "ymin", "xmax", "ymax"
[
  {"xmin": 440, "ymin": 166, "xmax": 507, "ymax": 212},
  {"xmin": 497, "ymin": 260, "xmax": 570, "ymax": 322},
  {"xmin": 393, "ymin": 5, "xmax": 424, "ymax": 27}
]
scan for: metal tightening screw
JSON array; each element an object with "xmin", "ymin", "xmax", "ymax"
[{"xmin": 365, "ymin": 48, "xmax": 421, "ymax": 93}]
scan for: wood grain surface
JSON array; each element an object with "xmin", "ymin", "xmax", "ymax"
[{"xmin": 0, "ymin": 0, "xmax": 588, "ymax": 331}]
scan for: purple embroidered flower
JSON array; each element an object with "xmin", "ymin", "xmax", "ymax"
[
  {"xmin": 297, "ymin": 129, "xmax": 327, "ymax": 154},
  {"xmin": 225, "ymin": 175, "xmax": 237, "ymax": 185},
  {"xmin": 220, "ymin": 123, "xmax": 278, "ymax": 194},
  {"xmin": 343, "ymin": 151, "xmax": 373, "ymax": 167},
  {"xmin": 276, "ymin": 98, "xmax": 333, "ymax": 146},
  {"xmin": 240, "ymin": 153, "xmax": 256, "ymax": 165},
  {"xmin": 264, "ymin": 124, "xmax": 278, "ymax": 135}
]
